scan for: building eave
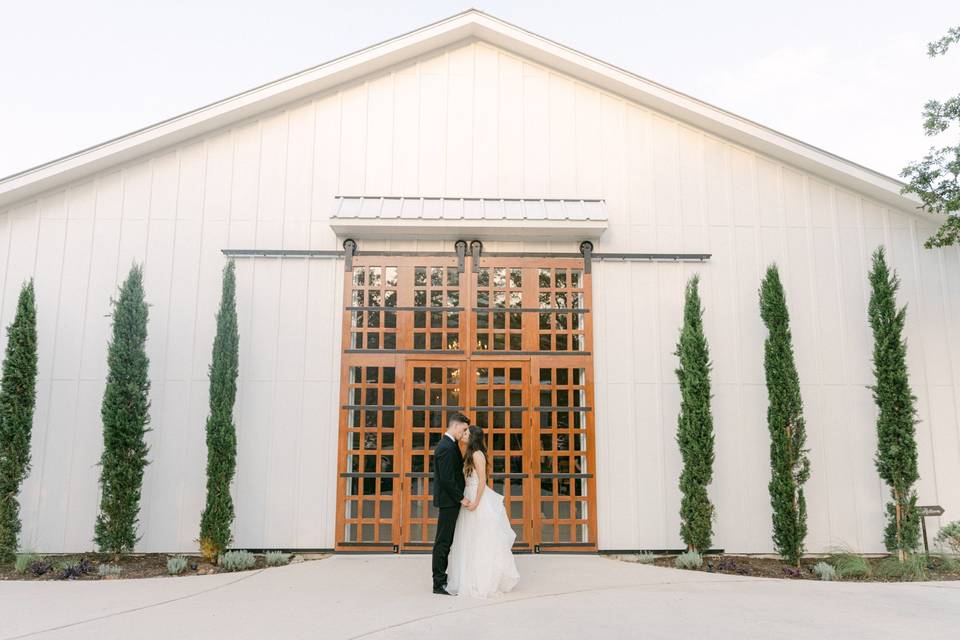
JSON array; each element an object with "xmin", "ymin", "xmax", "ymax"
[{"xmin": 0, "ymin": 9, "xmax": 925, "ymax": 216}]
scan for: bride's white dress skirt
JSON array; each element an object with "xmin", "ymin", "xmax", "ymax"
[{"xmin": 445, "ymin": 472, "xmax": 520, "ymax": 598}]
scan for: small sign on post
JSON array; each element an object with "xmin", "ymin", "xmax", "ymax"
[{"xmin": 918, "ymin": 505, "xmax": 945, "ymax": 555}]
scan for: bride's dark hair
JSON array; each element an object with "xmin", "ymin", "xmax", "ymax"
[{"xmin": 462, "ymin": 425, "xmax": 488, "ymax": 476}]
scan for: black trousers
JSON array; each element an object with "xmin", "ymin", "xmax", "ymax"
[{"xmin": 432, "ymin": 506, "xmax": 460, "ymax": 589}]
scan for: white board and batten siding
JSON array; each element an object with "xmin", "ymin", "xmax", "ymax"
[{"xmin": 1, "ymin": 39, "xmax": 959, "ymax": 553}]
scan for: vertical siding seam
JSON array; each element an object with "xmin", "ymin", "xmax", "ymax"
[
  {"xmin": 59, "ymin": 180, "xmax": 100, "ymax": 551},
  {"xmin": 241, "ymin": 117, "xmax": 265, "ymax": 545},
  {"xmin": 800, "ymin": 174, "xmax": 833, "ymax": 543},
  {"xmin": 178, "ymin": 138, "xmax": 210, "ymax": 550},
  {"xmin": 146, "ymin": 148, "xmax": 183, "ymax": 550},
  {"xmin": 907, "ymin": 218, "xmax": 940, "ymax": 506},
  {"xmin": 361, "ymin": 83, "xmax": 370, "ymax": 195},
  {"xmin": 414, "ymin": 61, "xmax": 422, "ymax": 197},
  {"xmin": 726, "ymin": 145, "xmax": 747, "ymax": 550},
  {"xmin": 852, "ymin": 195, "xmax": 873, "ymax": 548},
  {"xmin": 40, "ymin": 192, "xmax": 71, "ymax": 549},
  {"xmin": 828, "ymin": 186, "xmax": 860, "ymax": 550},
  {"xmin": 750, "ymin": 153, "xmax": 764, "ymax": 550},
  {"xmin": 293, "ymin": 99, "xmax": 320, "ymax": 546},
  {"xmin": 935, "ymin": 247, "xmax": 960, "ymax": 503},
  {"xmin": 335, "ymin": 92, "xmax": 346, "ymax": 198},
  {"xmin": 261, "ymin": 110, "xmax": 291, "ymax": 546},
  {"xmin": 652, "ymin": 113, "xmax": 667, "ymax": 547},
  {"xmin": 441, "ymin": 50, "xmax": 450, "ymax": 196},
  {"xmin": 388, "ymin": 72, "xmax": 397, "ymax": 197}
]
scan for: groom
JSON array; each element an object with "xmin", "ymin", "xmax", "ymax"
[{"xmin": 432, "ymin": 411, "xmax": 470, "ymax": 595}]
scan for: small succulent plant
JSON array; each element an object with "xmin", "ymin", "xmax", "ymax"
[
  {"xmin": 812, "ymin": 561, "xmax": 837, "ymax": 581},
  {"xmin": 674, "ymin": 551, "xmax": 703, "ymax": 570},
  {"xmin": 265, "ymin": 551, "xmax": 291, "ymax": 567},
  {"xmin": 97, "ymin": 563, "xmax": 122, "ymax": 578},
  {"xmin": 166, "ymin": 555, "xmax": 188, "ymax": 575},
  {"xmin": 219, "ymin": 550, "xmax": 256, "ymax": 572}
]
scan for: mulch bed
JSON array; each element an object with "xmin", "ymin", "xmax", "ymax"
[
  {"xmin": 0, "ymin": 553, "xmax": 326, "ymax": 581},
  {"xmin": 643, "ymin": 554, "xmax": 960, "ymax": 582}
]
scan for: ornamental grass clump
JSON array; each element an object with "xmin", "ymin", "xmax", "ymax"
[
  {"xmin": 674, "ymin": 551, "xmax": 703, "ymax": 570},
  {"xmin": 220, "ymin": 550, "xmax": 255, "ymax": 572},
  {"xmin": 829, "ymin": 551, "xmax": 871, "ymax": 579},
  {"xmin": 877, "ymin": 554, "xmax": 927, "ymax": 581},
  {"xmin": 97, "ymin": 563, "xmax": 121, "ymax": 578},
  {"xmin": 812, "ymin": 562, "xmax": 837, "ymax": 581},
  {"xmin": 14, "ymin": 552, "xmax": 40, "ymax": 573},
  {"xmin": 265, "ymin": 551, "xmax": 290, "ymax": 567}
]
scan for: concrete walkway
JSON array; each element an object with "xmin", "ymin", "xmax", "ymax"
[{"xmin": 1, "ymin": 555, "xmax": 958, "ymax": 639}]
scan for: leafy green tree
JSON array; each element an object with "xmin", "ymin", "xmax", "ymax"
[
  {"xmin": 759, "ymin": 265, "xmax": 810, "ymax": 567},
  {"xmin": 868, "ymin": 247, "xmax": 920, "ymax": 561},
  {"xmin": 901, "ymin": 26, "xmax": 960, "ymax": 248},
  {"xmin": 674, "ymin": 275, "xmax": 715, "ymax": 552},
  {"xmin": 0, "ymin": 281, "xmax": 38, "ymax": 563},
  {"xmin": 94, "ymin": 264, "xmax": 151, "ymax": 555},
  {"xmin": 199, "ymin": 261, "xmax": 239, "ymax": 562}
]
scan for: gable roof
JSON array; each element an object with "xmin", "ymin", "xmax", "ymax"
[{"xmin": 0, "ymin": 9, "xmax": 920, "ymax": 213}]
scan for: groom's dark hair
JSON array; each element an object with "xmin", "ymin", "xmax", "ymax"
[{"xmin": 448, "ymin": 411, "xmax": 470, "ymax": 427}]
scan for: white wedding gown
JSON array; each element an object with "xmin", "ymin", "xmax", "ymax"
[{"xmin": 445, "ymin": 471, "xmax": 520, "ymax": 598}]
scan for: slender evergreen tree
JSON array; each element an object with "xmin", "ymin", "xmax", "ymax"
[
  {"xmin": 0, "ymin": 281, "xmax": 38, "ymax": 563},
  {"xmin": 868, "ymin": 247, "xmax": 921, "ymax": 561},
  {"xmin": 759, "ymin": 264, "xmax": 810, "ymax": 566},
  {"xmin": 675, "ymin": 275, "xmax": 715, "ymax": 552},
  {"xmin": 94, "ymin": 264, "xmax": 151, "ymax": 555},
  {"xmin": 199, "ymin": 261, "xmax": 239, "ymax": 562}
]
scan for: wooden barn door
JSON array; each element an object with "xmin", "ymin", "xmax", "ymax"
[{"xmin": 335, "ymin": 254, "xmax": 596, "ymax": 553}]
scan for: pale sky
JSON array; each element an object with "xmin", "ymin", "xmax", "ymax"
[{"xmin": 2, "ymin": 0, "xmax": 958, "ymax": 181}]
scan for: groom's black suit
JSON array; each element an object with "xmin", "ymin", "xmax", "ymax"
[{"xmin": 432, "ymin": 433, "xmax": 466, "ymax": 590}]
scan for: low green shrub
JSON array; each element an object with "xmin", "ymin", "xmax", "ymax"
[
  {"xmin": 927, "ymin": 553, "xmax": 960, "ymax": 573},
  {"xmin": 167, "ymin": 555, "xmax": 188, "ymax": 575},
  {"xmin": 935, "ymin": 521, "xmax": 960, "ymax": 555},
  {"xmin": 15, "ymin": 552, "xmax": 40, "ymax": 574},
  {"xmin": 97, "ymin": 563, "xmax": 121, "ymax": 578},
  {"xmin": 220, "ymin": 550, "xmax": 256, "ymax": 572},
  {"xmin": 829, "ymin": 552, "xmax": 871, "ymax": 579},
  {"xmin": 812, "ymin": 562, "xmax": 837, "ymax": 581},
  {"xmin": 876, "ymin": 554, "xmax": 927, "ymax": 581},
  {"xmin": 674, "ymin": 551, "xmax": 703, "ymax": 570},
  {"xmin": 265, "ymin": 551, "xmax": 290, "ymax": 567},
  {"xmin": 636, "ymin": 552, "xmax": 656, "ymax": 565}
]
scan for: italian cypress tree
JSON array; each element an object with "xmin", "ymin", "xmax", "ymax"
[
  {"xmin": 0, "ymin": 281, "xmax": 38, "ymax": 563},
  {"xmin": 675, "ymin": 275, "xmax": 715, "ymax": 552},
  {"xmin": 94, "ymin": 264, "xmax": 151, "ymax": 555},
  {"xmin": 759, "ymin": 264, "xmax": 810, "ymax": 566},
  {"xmin": 199, "ymin": 261, "xmax": 239, "ymax": 562},
  {"xmin": 867, "ymin": 247, "xmax": 920, "ymax": 562}
]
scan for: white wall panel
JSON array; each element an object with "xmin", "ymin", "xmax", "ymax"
[{"xmin": 3, "ymin": 39, "xmax": 959, "ymax": 555}]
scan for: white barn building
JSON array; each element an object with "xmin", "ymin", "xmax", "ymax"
[{"xmin": 1, "ymin": 10, "xmax": 958, "ymax": 555}]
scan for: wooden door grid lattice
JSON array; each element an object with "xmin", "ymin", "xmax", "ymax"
[{"xmin": 336, "ymin": 254, "xmax": 596, "ymax": 553}]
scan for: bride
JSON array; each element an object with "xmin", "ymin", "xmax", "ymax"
[{"xmin": 445, "ymin": 425, "xmax": 520, "ymax": 598}]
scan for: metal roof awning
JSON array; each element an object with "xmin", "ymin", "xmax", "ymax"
[{"xmin": 329, "ymin": 196, "xmax": 609, "ymax": 240}]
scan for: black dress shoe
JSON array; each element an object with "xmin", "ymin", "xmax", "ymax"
[{"xmin": 433, "ymin": 587, "xmax": 453, "ymax": 595}]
